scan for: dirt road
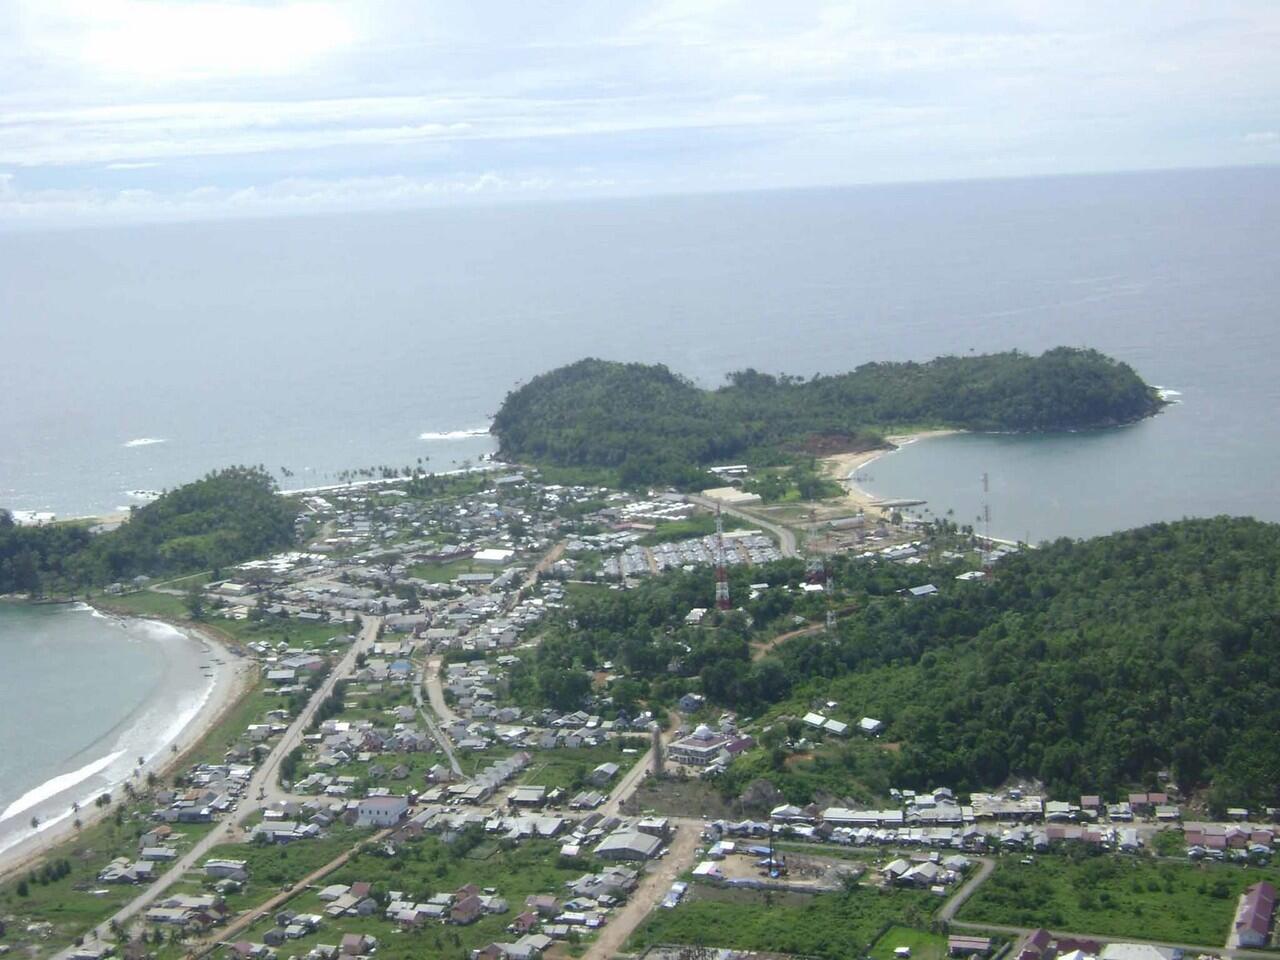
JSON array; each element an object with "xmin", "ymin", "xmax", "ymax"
[{"xmin": 582, "ymin": 820, "xmax": 701, "ymax": 960}]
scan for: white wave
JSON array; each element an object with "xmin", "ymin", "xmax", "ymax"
[
  {"xmin": 418, "ymin": 428, "xmax": 489, "ymax": 441},
  {"xmin": 0, "ymin": 750, "xmax": 126, "ymax": 823},
  {"xmin": 123, "ymin": 437, "xmax": 166, "ymax": 448},
  {"xmin": 126, "ymin": 489, "xmax": 162, "ymax": 501}
]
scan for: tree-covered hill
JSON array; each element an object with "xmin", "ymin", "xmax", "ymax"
[
  {"xmin": 491, "ymin": 348, "xmax": 1164, "ymax": 486},
  {"xmin": 767, "ymin": 518, "xmax": 1280, "ymax": 807},
  {"xmin": 0, "ymin": 466, "xmax": 297, "ymax": 594},
  {"xmin": 519, "ymin": 517, "xmax": 1280, "ymax": 808}
]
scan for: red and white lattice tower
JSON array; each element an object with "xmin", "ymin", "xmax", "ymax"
[{"xmin": 715, "ymin": 507, "xmax": 731, "ymax": 610}]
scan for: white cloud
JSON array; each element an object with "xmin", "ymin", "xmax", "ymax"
[
  {"xmin": 1243, "ymin": 131, "xmax": 1279, "ymax": 145},
  {"xmin": 0, "ymin": 0, "xmax": 1277, "ymax": 225},
  {"xmin": 17, "ymin": 0, "xmax": 357, "ymax": 81}
]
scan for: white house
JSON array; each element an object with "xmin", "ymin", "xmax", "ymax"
[{"xmin": 355, "ymin": 796, "xmax": 409, "ymax": 828}]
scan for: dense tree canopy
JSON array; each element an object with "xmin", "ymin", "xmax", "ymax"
[
  {"xmin": 520, "ymin": 517, "xmax": 1280, "ymax": 807},
  {"xmin": 0, "ymin": 466, "xmax": 297, "ymax": 594},
  {"xmin": 491, "ymin": 348, "xmax": 1164, "ymax": 486}
]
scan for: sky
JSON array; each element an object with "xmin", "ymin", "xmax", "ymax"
[{"xmin": 1, "ymin": 0, "xmax": 1278, "ymax": 226}]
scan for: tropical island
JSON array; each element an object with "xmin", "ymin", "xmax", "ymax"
[{"xmin": 491, "ymin": 347, "xmax": 1165, "ymax": 487}]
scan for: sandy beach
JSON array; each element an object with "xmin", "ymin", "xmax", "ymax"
[
  {"xmin": 0, "ymin": 616, "xmax": 252, "ymax": 883},
  {"xmin": 820, "ymin": 430, "xmax": 961, "ymax": 514}
]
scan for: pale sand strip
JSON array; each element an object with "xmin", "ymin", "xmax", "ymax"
[
  {"xmin": 0, "ymin": 620, "xmax": 253, "ymax": 883},
  {"xmin": 820, "ymin": 430, "xmax": 961, "ymax": 515}
]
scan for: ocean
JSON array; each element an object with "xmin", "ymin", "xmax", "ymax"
[
  {"xmin": 4, "ymin": 166, "xmax": 1277, "ymax": 528},
  {"xmin": 2, "ymin": 168, "xmax": 1279, "ymax": 817},
  {"xmin": 0, "ymin": 603, "xmax": 217, "ymax": 862}
]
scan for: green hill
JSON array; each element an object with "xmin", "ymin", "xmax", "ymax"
[
  {"xmin": 0, "ymin": 466, "xmax": 297, "ymax": 593},
  {"xmin": 491, "ymin": 348, "xmax": 1164, "ymax": 486},
  {"xmin": 763, "ymin": 518, "xmax": 1280, "ymax": 808}
]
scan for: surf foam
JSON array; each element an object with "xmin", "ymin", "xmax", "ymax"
[
  {"xmin": 419, "ymin": 428, "xmax": 489, "ymax": 441},
  {"xmin": 123, "ymin": 438, "xmax": 166, "ymax": 448},
  {"xmin": 0, "ymin": 750, "xmax": 126, "ymax": 823}
]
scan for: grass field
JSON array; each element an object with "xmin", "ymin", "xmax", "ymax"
[
  {"xmin": 180, "ymin": 675, "xmax": 277, "ymax": 768},
  {"xmin": 408, "ymin": 557, "xmax": 482, "ymax": 583},
  {"xmin": 636, "ymin": 513, "xmax": 748, "ymax": 546},
  {"xmin": 98, "ymin": 589, "xmax": 188, "ymax": 619},
  {"xmin": 870, "ymin": 926, "xmax": 949, "ymax": 960},
  {"xmin": 958, "ymin": 855, "xmax": 1280, "ymax": 946},
  {"xmin": 627, "ymin": 883, "xmax": 935, "ymax": 959}
]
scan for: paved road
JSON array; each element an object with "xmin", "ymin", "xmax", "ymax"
[
  {"xmin": 937, "ymin": 856, "xmax": 994, "ymax": 922},
  {"xmin": 416, "ymin": 660, "xmax": 465, "ymax": 779},
  {"xmin": 69, "ymin": 616, "xmax": 381, "ymax": 954},
  {"xmin": 423, "ymin": 655, "xmax": 462, "ymax": 727},
  {"xmin": 582, "ymin": 819, "xmax": 701, "ymax": 960},
  {"xmin": 602, "ymin": 714, "xmax": 682, "ymax": 818},
  {"xmin": 686, "ymin": 494, "xmax": 798, "ymax": 558}
]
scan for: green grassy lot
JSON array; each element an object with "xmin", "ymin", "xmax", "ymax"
[
  {"xmin": 627, "ymin": 883, "xmax": 935, "ymax": 959},
  {"xmin": 207, "ymin": 617, "xmax": 352, "ymax": 651},
  {"xmin": 870, "ymin": 925, "xmax": 949, "ymax": 960},
  {"xmin": 338, "ymin": 681, "xmax": 418, "ymax": 724},
  {"xmin": 228, "ymin": 837, "xmax": 598, "ymax": 960},
  {"xmin": 195, "ymin": 826, "xmax": 363, "ymax": 913},
  {"xmin": 564, "ymin": 581, "xmax": 612, "ymax": 599},
  {"xmin": 181, "ymin": 676, "xmax": 278, "ymax": 768},
  {"xmin": 409, "ymin": 557, "xmax": 483, "ymax": 583},
  {"xmin": 97, "ymin": 589, "xmax": 188, "ymax": 619},
  {"xmin": 958, "ymin": 855, "xmax": 1280, "ymax": 945},
  {"xmin": 636, "ymin": 513, "xmax": 748, "ymax": 546},
  {"xmin": 0, "ymin": 808, "xmax": 215, "ymax": 954},
  {"xmin": 516, "ymin": 739, "xmax": 647, "ymax": 792}
]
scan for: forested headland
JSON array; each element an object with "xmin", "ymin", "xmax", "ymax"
[
  {"xmin": 491, "ymin": 347, "xmax": 1165, "ymax": 487},
  {"xmin": 0, "ymin": 466, "xmax": 297, "ymax": 595},
  {"xmin": 516, "ymin": 517, "xmax": 1280, "ymax": 809}
]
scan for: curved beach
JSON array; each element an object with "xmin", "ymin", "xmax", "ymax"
[
  {"xmin": 821, "ymin": 430, "xmax": 960, "ymax": 513},
  {"xmin": 0, "ymin": 606, "xmax": 250, "ymax": 881}
]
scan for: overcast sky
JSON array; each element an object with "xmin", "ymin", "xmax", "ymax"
[{"xmin": 1, "ymin": 0, "xmax": 1278, "ymax": 226}]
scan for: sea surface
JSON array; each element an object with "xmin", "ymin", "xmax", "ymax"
[
  {"xmin": 2, "ymin": 168, "xmax": 1279, "ymax": 809},
  {"xmin": 0, "ymin": 603, "xmax": 215, "ymax": 862}
]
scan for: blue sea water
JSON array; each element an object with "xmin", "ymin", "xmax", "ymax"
[{"xmin": 3, "ymin": 166, "xmax": 1277, "ymax": 532}]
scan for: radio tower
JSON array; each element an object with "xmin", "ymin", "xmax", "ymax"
[{"xmin": 715, "ymin": 507, "xmax": 731, "ymax": 610}]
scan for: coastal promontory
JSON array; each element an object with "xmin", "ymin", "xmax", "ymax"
[{"xmin": 491, "ymin": 347, "xmax": 1165, "ymax": 486}]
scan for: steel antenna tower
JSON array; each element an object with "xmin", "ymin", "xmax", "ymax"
[{"xmin": 715, "ymin": 506, "xmax": 731, "ymax": 610}]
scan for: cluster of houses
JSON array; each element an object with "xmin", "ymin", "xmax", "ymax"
[
  {"xmin": 1005, "ymin": 929, "xmax": 1220, "ymax": 960},
  {"xmin": 201, "ymin": 473, "xmax": 625, "ymax": 639},
  {"xmin": 601, "ymin": 531, "xmax": 783, "ymax": 581},
  {"xmin": 227, "ymin": 931, "xmax": 377, "ymax": 960},
  {"xmin": 1184, "ymin": 822, "xmax": 1277, "ymax": 861},
  {"xmin": 879, "ymin": 853, "xmax": 972, "ymax": 893},
  {"xmin": 686, "ymin": 789, "xmax": 1159, "ymax": 854},
  {"xmin": 144, "ymin": 893, "xmax": 230, "ymax": 930}
]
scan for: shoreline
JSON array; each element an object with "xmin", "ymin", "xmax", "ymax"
[
  {"xmin": 820, "ymin": 429, "xmax": 961, "ymax": 515},
  {"xmin": 0, "ymin": 608, "xmax": 253, "ymax": 884}
]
